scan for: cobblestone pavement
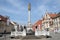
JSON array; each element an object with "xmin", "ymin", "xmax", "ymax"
[
  {"xmin": 46, "ymin": 32, "xmax": 60, "ymax": 40},
  {"xmin": 0, "ymin": 32, "xmax": 60, "ymax": 40}
]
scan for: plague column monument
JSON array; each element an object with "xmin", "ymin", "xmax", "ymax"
[{"xmin": 27, "ymin": 3, "xmax": 32, "ymax": 30}]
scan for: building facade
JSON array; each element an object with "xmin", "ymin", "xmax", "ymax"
[
  {"xmin": 0, "ymin": 15, "xmax": 14, "ymax": 34},
  {"xmin": 53, "ymin": 12, "xmax": 60, "ymax": 31},
  {"xmin": 42, "ymin": 12, "xmax": 57, "ymax": 31},
  {"xmin": 32, "ymin": 20, "xmax": 42, "ymax": 31},
  {"xmin": 32, "ymin": 12, "xmax": 60, "ymax": 32}
]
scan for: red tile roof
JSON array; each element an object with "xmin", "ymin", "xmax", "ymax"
[
  {"xmin": 32, "ymin": 20, "xmax": 42, "ymax": 31},
  {"xmin": 35, "ymin": 20, "xmax": 42, "ymax": 26},
  {"xmin": 48, "ymin": 14, "xmax": 57, "ymax": 18},
  {"xmin": 0, "ymin": 15, "xmax": 8, "ymax": 22},
  {"xmin": 42, "ymin": 13, "xmax": 57, "ymax": 20}
]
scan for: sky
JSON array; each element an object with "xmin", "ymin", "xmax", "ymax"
[{"xmin": 0, "ymin": 0, "xmax": 60, "ymax": 25}]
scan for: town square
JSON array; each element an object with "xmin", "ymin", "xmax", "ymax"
[{"xmin": 0, "ymin": 0, "xmax": 60, "ymax": 40}]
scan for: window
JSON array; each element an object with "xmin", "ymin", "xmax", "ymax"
[
  {"xmin": 0, "ymin": 18, "xmax": 1, "ymax": 20},
  {"xmin": 59, "ymin": 17, "xmax": 60, "ymax": 19},
  {"xmin": 7, "ymin": 20, "xmax": 10, "ymax": 26},
  {"xmin": 0, "ymin": 21, "xmax": 3, "ymax": 26},
  {"xmin": 45, "ymin": 28, "xmax": 49, "ymax": 31},
  {"xmin": 59, "ymin": 21, "xmax": 60, "ymax": 24},
  {"xmin": 12, "ymin": 29, "xmax": 15, "ymax": 31},
  {"xmin": 0, "ymin": 21, "xmax": 2, "ymax": 23}
]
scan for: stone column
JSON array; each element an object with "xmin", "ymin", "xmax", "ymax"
[{"xmin": 28, "ymin": 3, "xmax": 31, "ymax": 28}]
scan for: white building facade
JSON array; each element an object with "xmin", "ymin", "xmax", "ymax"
[
  {"xmin": 42, "ymin": 12, "xmax": 57, "ymax": 31},
  {"xmin": 53, "ymin": 13, "xmax": 60, "ymax": 32}
]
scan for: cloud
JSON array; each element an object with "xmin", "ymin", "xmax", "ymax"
[
  {"xmin": 12, "ymin": 19, "xmax": 27, "ymax": 25},
  {"xmin": 1, "ymin": 7, "xmax": 20, "ymax": 14},
  {"xmin": 42, "ymin": 0, "xmax": 51, "ymax": 5},
  {"xmin": 33, "ymin": 5, "xmax": 49, "ymax": 15},
  {"xmin": 6, "ymin": 0, "xmax": 26, "ymax": 10},
  {"xmin": 38, "ymin": 5, "xmax": 46, "ymax": 12},
  {"xmin": 0, "ymin": 0, "xmax": 26, "ymax": 15},
  {"xmin": 0, "ymin": 0, "xmax": 60, "ymax": 24}
]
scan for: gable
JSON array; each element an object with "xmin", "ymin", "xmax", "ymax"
[{"xmin": 43, "ymin": 13, "xmax": 50, "ymax": 20}]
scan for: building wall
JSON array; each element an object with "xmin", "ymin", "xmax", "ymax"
[
  {"xmin": 32, "ymin": 20, "xmax": 42, "ymax": 31},
  {"xmin": 0, "ymin": 21, "xmax": 7, "ymax": 33},
  {"xmin": 0, "ymin": 15, "xmax": 14, "ymax": 33},
  {"xmin": 6, "ymin": 22, "xmax": 14, "ymax": 33},
  {"xmin": 53, "ymin": 16, "xmax": 60, "ymax": 31},
  {"xmin": 42, "ymin": 13, "xmax": 53, "ymax": 31},
  {"xmin": 0, "ymin": 15, "xmax": 8, "ymax": 33}
]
